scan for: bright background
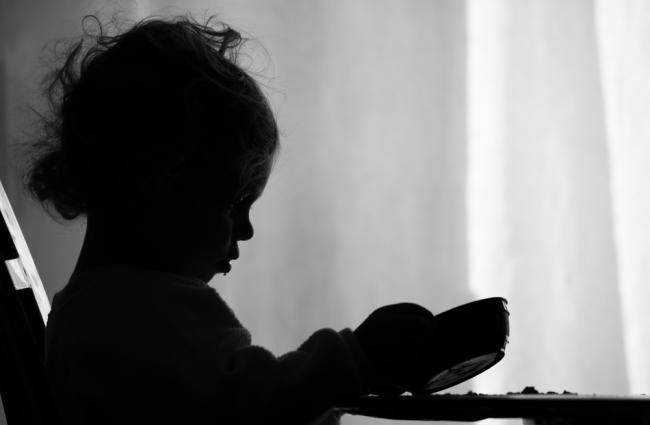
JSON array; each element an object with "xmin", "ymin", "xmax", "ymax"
[{"xmin": 2, "ymin": 1, "xmax": 649, "ymax": 424}]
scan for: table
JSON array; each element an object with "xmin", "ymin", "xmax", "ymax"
[{"xmin": 337, "ymin": 394, "xmax": 650, "ymax": 424}]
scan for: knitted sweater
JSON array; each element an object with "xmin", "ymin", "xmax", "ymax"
[{"xmin": 45, "ymin": 264, "xmax": 370, "ymax": 424}]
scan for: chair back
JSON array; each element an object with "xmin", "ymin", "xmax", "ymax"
[{"xmin": 0, "ymin": 180, "xmax": 59, "ymax": 425}]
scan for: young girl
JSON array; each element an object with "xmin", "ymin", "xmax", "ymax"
[{"xmin": 25, "ymin": 15, "xmax": 438, "ymax": 424}]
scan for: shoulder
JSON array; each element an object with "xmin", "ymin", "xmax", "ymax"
[{"xmin": 47, "ymin": 264, "xmax": 245, "ymax": 349}]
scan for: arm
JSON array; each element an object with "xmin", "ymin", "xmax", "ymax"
[{"xmin": 205, "ymin": 327, "xmax": 369, "ymax": 425}]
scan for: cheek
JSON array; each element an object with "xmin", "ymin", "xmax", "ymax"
[
  {"xmin": 179, "ymin": 210, "xmax": 233, "ymax": 255},
  {"xmin": 171, "ymin": 190, "xmax": 235, "ymax": 251}
]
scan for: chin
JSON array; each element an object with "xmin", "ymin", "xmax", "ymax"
[{"xmin": 216, "ymin": 260, "xmax": 232, "ymax": 275}]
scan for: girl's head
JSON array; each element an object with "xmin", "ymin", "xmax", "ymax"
[{"xmin": 25, "ymin": 16, "xmax": 279, "ymax": 281}]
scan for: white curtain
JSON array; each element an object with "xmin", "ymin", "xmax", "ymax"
[
  {"xmin": 2, "ymin": 1, "xmax": 649, "ymax": 424},
  {"xmin": 468, "ymin": 0, "xmax": 650, "ymax": 398}
]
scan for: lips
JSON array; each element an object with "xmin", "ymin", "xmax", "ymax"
[
  {"xmin": 218, "ymin": 260, "xmax": 232, "ymax": 274},
  {"xmin": 217, "ymin": 247, "xmax": 238, "ymax": 275}
]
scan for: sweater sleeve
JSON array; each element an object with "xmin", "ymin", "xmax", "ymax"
[
  {"xmin": 158, "ymin": 286, "xmax": 372, "ymax": 424},
  {"xmin": 206, "ymin": 326, "xmax": 367, "ymax": 425}
]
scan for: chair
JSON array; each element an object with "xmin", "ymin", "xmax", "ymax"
[{"xmin": 0, "ymin": 179, "xmax": 59, "ymax": 424}]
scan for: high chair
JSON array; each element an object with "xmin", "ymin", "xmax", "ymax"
[{"xmin": 0, "ymin": 179, "xmax": 59, "ymax": 424}]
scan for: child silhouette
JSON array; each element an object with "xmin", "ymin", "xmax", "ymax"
[{"xmin": 25, "ymin": 15, "xmax": 438, "ymax": 425}]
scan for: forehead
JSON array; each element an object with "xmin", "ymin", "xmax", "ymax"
[
  {"xmin": 210, "ymin": 161, "xmax": 269, "ymax": 198},
  {"xmin": 190, "ymin": 144, "xmax": 274, "ymax": 200},
  {"xmin": 237, "ymin": 170, "xmax": 270, "ymax": 199}
]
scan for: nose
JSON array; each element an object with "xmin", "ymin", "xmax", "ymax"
[{"xmin": 234, "ymin": 214, "xmax": 254, "ymax": 242}]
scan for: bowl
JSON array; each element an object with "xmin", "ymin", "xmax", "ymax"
[{"xmin": 415, "ymin": 297, "xmax": 510, "ymax": 394}]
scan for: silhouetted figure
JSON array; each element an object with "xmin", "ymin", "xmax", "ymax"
[{"xmin": 24, "ymin": 15, "xmax": 437, "ymax": 425}]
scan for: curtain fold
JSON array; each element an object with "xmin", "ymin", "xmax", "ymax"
[
  {"xmin": 596, "ymin": 0, "xmax": 650, "ymax": 395},
  {"xmin": 467, "ymin": 0, "xmax": 629, "ymax": 397}
]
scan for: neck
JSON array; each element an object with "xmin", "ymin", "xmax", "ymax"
[
  {"xmin": 72, "ymin": 215, "xmax": 141, "ymax": 277},
  {"xmin": 72, "ymin": 212, "xmax": 211, "ymax": 282}
]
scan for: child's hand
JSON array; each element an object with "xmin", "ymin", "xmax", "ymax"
[{"xmin": 354, "ymin": 303, "xmax": 436, "ymax": 395}]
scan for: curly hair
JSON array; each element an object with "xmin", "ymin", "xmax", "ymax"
[{"xmin": 24, "ymin": 15, "xmax": 279, "ymax": 220}]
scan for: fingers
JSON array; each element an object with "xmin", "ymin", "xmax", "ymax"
[
  {"xmin": 355, "ymin": 302, "xmax": 438, "ymax": 395},
  {"xmin": 373, "ymin": 302, "xmax": 434, "ymax": 318}
]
